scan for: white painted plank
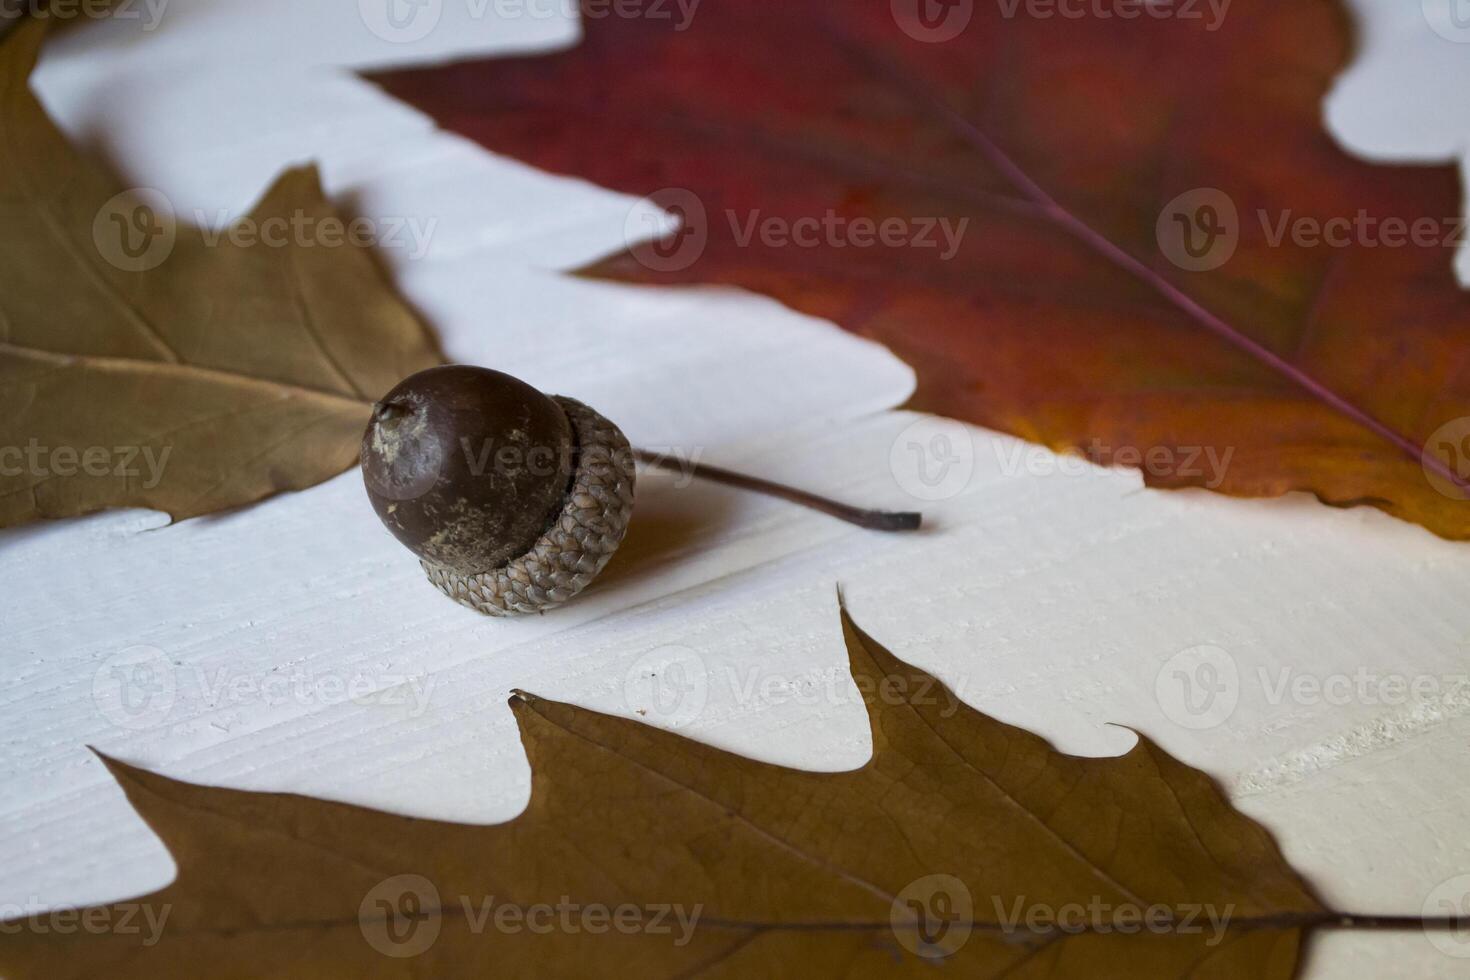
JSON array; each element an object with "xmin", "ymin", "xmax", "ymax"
[{"xmin": 3, "ymin": 2, "xmax": 1470, "ymax": 975}]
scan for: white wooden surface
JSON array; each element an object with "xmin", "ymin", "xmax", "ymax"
[{"xmin": 5, "ymin": 1, "xmax": 1470, "ymax": 975}]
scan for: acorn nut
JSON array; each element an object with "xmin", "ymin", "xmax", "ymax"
[{"xmin": 362, "ymin": 365, "xmax": 635, "ymax": 616}]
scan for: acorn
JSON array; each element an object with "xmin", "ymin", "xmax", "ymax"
[
  {"xmin": 361, "ymin": 365, "xmax": 636, "ymax": 616},
  {"xmin": 363, "ymin": 365, "xmax": 923, "ymax": 618}
]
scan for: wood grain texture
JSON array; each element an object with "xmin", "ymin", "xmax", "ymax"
[{"xmin": 4, "ymin": 3, "xmax": 1470, "ymax": 978}]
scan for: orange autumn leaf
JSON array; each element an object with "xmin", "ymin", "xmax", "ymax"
[{"xmin": 373, "ymin": 0, "xmax": 1470, "ymax": 537}]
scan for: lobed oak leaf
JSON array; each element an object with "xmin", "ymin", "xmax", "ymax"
[
  {"xmin": 372, "ymin": 0, "xmax": 1470, "ymax": 538},
  {"xmin": 0, "ymin": 19, "xmax": 443, "ymax": 527},
  {"xmin": 0, "ymin": 604, "xmax": 1328, "ymax": 978}
]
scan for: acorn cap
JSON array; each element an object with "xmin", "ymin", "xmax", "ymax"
[{"xmin": 362, "ymin": 365, "xmax": 636, "ymax": 616}]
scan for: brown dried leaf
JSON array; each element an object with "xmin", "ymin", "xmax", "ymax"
[
  {"xmin": 0, "ymin": 20, "xmax": 442, "ymax": 527},
  {"xmin": 0, "ymin": 604, "xmax": 1326, "ymax": 978}
]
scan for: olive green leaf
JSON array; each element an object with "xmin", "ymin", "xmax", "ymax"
[{"xmin": 0, "ymin": 19, "xmax": 442, "ymax": 527}]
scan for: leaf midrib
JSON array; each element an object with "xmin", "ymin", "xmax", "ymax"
[{"xmin": 0, "ymin": 341, "xmax": 370, "ymax": 414}]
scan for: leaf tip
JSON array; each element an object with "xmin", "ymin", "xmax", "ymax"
[
  {"xmin": 508, "ymin": 688, "xmax": 541, "ymax": 710},
  {"xmin": 89, "ymin": 747, "xmax": 153, "ymax": 790}
]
